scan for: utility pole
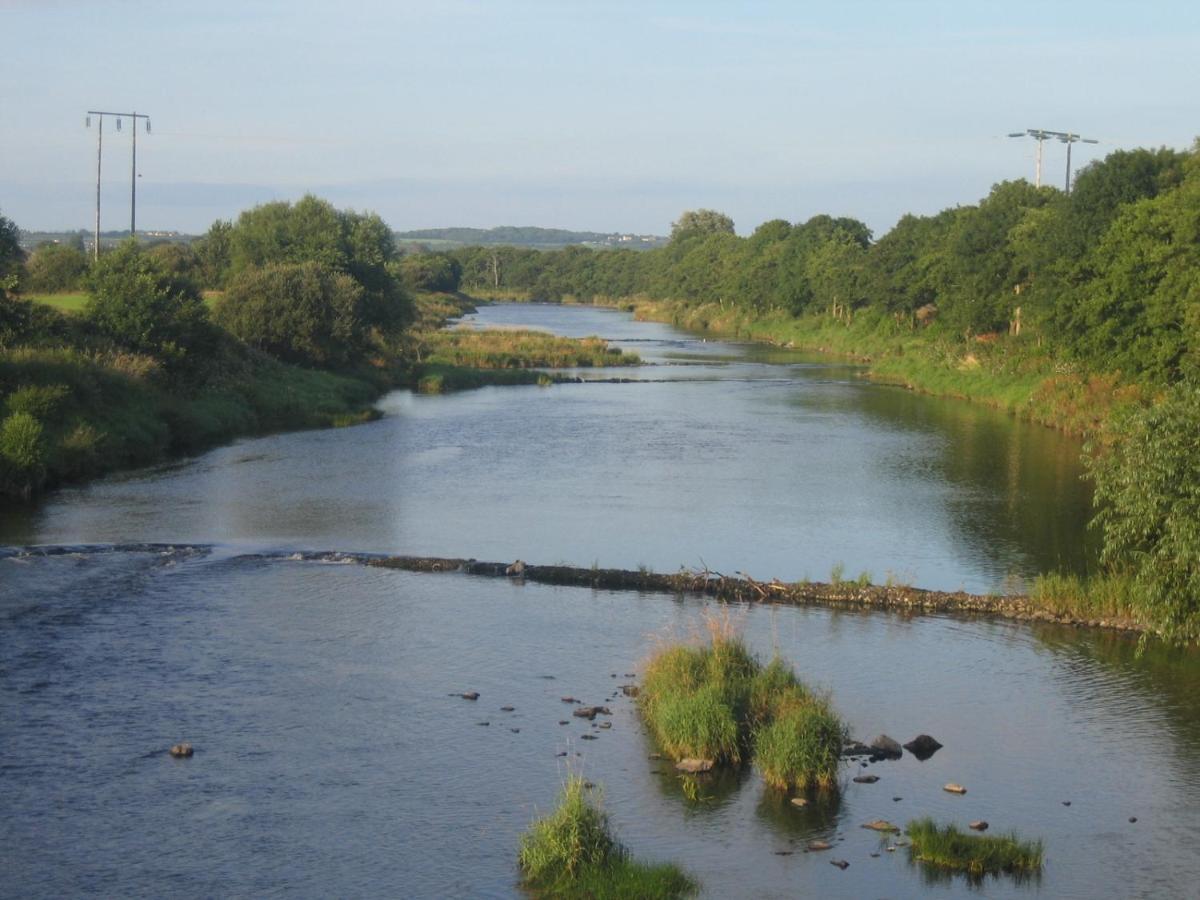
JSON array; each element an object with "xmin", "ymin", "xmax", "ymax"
[
  {"xmin": 1008, "ymin": 128, "xmax": 1098, "ymax": 192},
  {"xmin": 86, "ymin": 110, "xmax": 151, "ymax": 253},
  {"xmin": 1057, "ymin": 132, "xmax": 1100, "ymax": 195}
]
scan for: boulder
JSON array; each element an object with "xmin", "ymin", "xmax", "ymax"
[
  {"xmin": 675, "ymin": 758, "xmax": 715, "ymax": 774},
  {"xmin": 169, "ymin": 743, "xmax": 193, "ymax": 758},
  {"xmin": 903, "ymin": 734, "xmax": 943, "ymax": 760},
  {"xmin": 870, "ymin": 735, "xmax": 903, "ymax": 759}
]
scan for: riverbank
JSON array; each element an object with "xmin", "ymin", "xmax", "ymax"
[
  {"xmin": 602, "ymin": 297, "xmax": 1145, "ymax": 438},
  {"xmin": 367, "ymin": 555, "xmax": 1148, "ymax": 635}
]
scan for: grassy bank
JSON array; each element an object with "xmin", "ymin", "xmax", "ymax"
[
  {"xmin": 418, "ymin": 327, "xmax": 639, "ymax": 370},
  {"xmin": 0, "ymin": 337, "xmax": 383, "ymax": 500},
  {"xmin": 518, "ymin": 777, "xmax": 696, "ymax": 899},
  {"xmin": 611, "ymin": 296, "xmax": 1143, "ymax": 438},
  {"xmin": 638, "ymin": 614, "xmax": 845, "ymax": 791},
  {"xmin": 907, "ymin": 818, "xmax": 1044, "ymax": 879}
]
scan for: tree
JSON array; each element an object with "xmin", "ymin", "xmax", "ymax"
[
  {"xmin": 1086, "ymin": 380, "xmax": 1200, "ymax": 643},
  {"xmin": 85, "ymin": 241, "xmax": 211, "ymax": 364},
  {"xmin": 213, "ymin": 262, "xmax": 373, "ymax": 368},
  {"xmin": 193, "ymin": 219, "xmax": 233, "ymax": 289},
  {"xmin": 22, "ymin": 243, "xmax": 90, "ymax": 293},
  {"xmin": 0, "ymin": 210, "xmax": 23, "ymax": 298},
  {"xmin": 670, "ymin": 209, "xmax": 735, "ymax": 242},
  {"xmin": 395, "ymin": 253, "xmax": 462, "ymax": 292}
]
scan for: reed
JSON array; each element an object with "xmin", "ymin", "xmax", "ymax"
[
  {"xmin": 906, "ymin": 818, "xmax": 1044, "ymax": 878},
  {"xmin": 518, "ymin": 777, "xmax": 695, "ymax": 898}
]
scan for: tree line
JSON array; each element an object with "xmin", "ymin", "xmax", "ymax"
[{"xmin": 446, "ymin": 144, "xmax": 1198, "ymax": 385}]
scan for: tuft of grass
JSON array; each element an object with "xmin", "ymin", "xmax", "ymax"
[
  {"xmin": 829, "ymin": 562, "xmax": 845, "ymax": 586},
  {"xmin": 754, "ymin": 701, "xmax": 846, "ymax": 791},
  {"xmin": 1030, "ymin": 571, "xmax": 1141, "ymax": 623},
  {"xmin": 906, "ymin": 818, "xmax": 1044, "ymax": 879},
  {"xmin": 639, "ymin": 614, "xmax": 845, "ymax": 791},
  {"xmin": 518, "ymin": 777, "xmax": 696, "ymax": 899}
]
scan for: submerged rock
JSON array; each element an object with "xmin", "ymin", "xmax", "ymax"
[
  {"xmin": 580, "ymin": 734, "xmax": 597, "ymax": 741},
  {"xmin": 572, "ymin": 706, "xmax": 612, "ymax": 720},
  {"xmin": 969, "ymin": 820, "xmax": 988, "ymax": 831},
  {"xmin": 459, "ymin": 691, "xmax": 479, "ymax": 701},
  {"xmin": 808, "ymin": 840, "xmax": 832, "ymax": 852},
  {"xmin": 169, "ymin": 743, "xmax": 194, "ymax": 758},
  {"xmin": 830, "ymin": 859, "xmax": 850, "ymax": 870},
  {"xmin": 853, "ymin": 774, "xmax": 880, "ymax": 784},
  {"xmin": 500, "ymin": 705, "xmax": 515, "ymax": 712},
  {"xmin": 903, "ymin": 734, "xmax": 943, "ymax": 760},
  {"xmin": 842, "ymin": 740, "xmax": 873, "ymax": 758},
  {"xmin": 675, "ymin": 758, "xmax": 715, "ymax": 774},
  {"xmin": 870, "ymin": 735, "xmax": 903, "ymax": 759},
  {"xmin": 862, "ymin": 820, "xmax": 900, "ymax": 833}
]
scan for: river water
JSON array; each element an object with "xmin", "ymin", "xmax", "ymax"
[{"xmin": 2, "ymin": 304, "xmax": 1197, "ymax": 898}]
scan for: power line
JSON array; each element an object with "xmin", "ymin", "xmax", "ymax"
[{"xmin": 85, "ymin": 110, "xmax": 151, "ymax": 258}]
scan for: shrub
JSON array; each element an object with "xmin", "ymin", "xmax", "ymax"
[
  {"xmin": 1085, "ymin": 380, "xmax": 1200, "ymax": 642},
  {"xmin": 0, "ymin": 411, "xmax": 46, "ymax": 490}
]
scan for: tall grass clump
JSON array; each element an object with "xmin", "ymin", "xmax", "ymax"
[
  {"xmin": 907, "ymin": 818, "xmax": 1044, "ymax": 879},
  {"xmin": 639, "ymin": 612, "xmax": 846, "ymax": 791},
  {"xmin": 518, "ymin": 777, "xmax": 695, "ymax": 899}
]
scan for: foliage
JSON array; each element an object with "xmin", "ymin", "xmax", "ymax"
[
  {"xmin": 518, "ymin": 777, "xmax": 696, "ymax": 899},
  {"xmin": 1085, "ymin": 381, "xmax": 1200, "ymax": 642},
  {"xmin": 84, "ymin": 241, "xmax": 213, "ymax": 365},
  {"xmin": 214, "ymin": 262, "xmax": 375, "ymax": 369},
  {"xmin": 0, "ymin": 410, "xmax": 46, "ymax": 492},
  {"xmin": 22, "ymin": 243, "xmax": 90, "ymax": 294},
  {"xmin": 395, "ymin": 252, "xmax": 462, "ymax": 292},
  {"xmin": 906, "ymin": 818, "xmax": 1044, "ymax": 878},
  {"xmin": 0, "ymin": 210, "xmax": 24, "ymax": 298},
  {"xmin": 671, "ymin": 209, "xmax": 736, "ymax": 242}
]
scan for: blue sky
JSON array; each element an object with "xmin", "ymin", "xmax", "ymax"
[{"xmin": 3, "ymin": 1, "xmax": 1197, "ymax": 235}]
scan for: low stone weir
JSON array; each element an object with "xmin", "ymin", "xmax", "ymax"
[{"xmin": 367, "ymin": 555, "xmax": 1142, "ymax": 633}]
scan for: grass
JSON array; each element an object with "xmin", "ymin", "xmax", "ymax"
[
  {"xmin": 25, "ymin": 292, "xmax": 88, "ymax": 313},
  {"xmin": 638, "ymin": 612, "xmax": 846, "ymax": 791},
  {"xmin": 418, "ymin": 327, "xmax": 639, "ymax": 369},
  {"xmin": 1030, "ymin": 571, "xmax": 1142, "ymax": 623},
  {"xmin": 906, "ymin": 818, "xmax": 1044, "ymax": 879},
  {"xmin": 414, "ymin": 364, "xmax": 552, "ymax": 394},
  {"xmin": 518, "ymin": 777, "xmax": 696, "ymax": 899}
]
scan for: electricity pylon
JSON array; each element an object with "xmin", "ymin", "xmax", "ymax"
[{"xmin": 86, "ymin": 110, "xmax": 151, "ymax": 257}]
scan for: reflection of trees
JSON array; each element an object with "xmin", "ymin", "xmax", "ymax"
[
  {"xmin": 828, "ymin": 384, "xmax": 1100, "ymax": 580},
  {"xmin": 1034, "ymin": 624, "xmax": 1200, "ymax": 750},
  {"xmin": 754, "ymin": 782, "xmax": 842, "ymax": 840}
]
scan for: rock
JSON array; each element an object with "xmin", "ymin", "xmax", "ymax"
[
  {"xmin": 505, "ymin": 559, "xmax": 526, "ymax": 576},
  {"xmin": 1129, "ymin": 816, "xmax": 1138, "ymax": 823},
  {"xmin": 558, "ymin": 720, "xmax": 568, "ymax": 725},
  {"xmin": 943, "ymin": 783, "xmax": 967, "ymax": 794},
  {"xmin": 556, "ymin": 751, "xmax": 567, "ymax": 757},
  {"xmin": 808, "ymin": 840, "xmax": 832, "ymax": 851},
  {"xmin": 620, "ymin": 684, "xmax": 640, "ymax": 697},
  {"xmin": 500, "ymin": 705, "xmax": 514, "ymax": 712},
  {"xmin": 476, "ymin": 721, "xmax": 489, "ymax": 726},
  {"xmin": 1063, "ymin": 800, "xmax": 1072, "ymax": 806},
  {"xmin": 862, "ymin": 820, "xmax": 899, "ymax": 833},
  {"xmin": 169, "ymin": 743, "xmax": 193, "ymax": 758},
  {"xmin": 648, "ymin": 753, "xmax": 663, "ymax": 760},
  {"xmin": 870, "ymin": 852, "xmax": 881, "ymax": 858},
  {"xmin": 561, "ymin": 697, "xmax": 580, "ymax": 704},
  {"xmin": 598, "ymin": 722, "xmax": 612, "ymax": 730},
  {"xmin": 572, "ymin": 706, "xmax": 612, "ymax": 720},
  {"xmin": 460, "ymin": 692, "xmax": 479, "ymax": 701},
  {"xmin": 842, "ymin": 741, "xmax": 873, "ymax": 757},
  {"xmin": 969, "ymin": 820, "xmax": 988, "ymax": 831},
  {"xmin": 893, "ymin": 797, "xmax": 902, "ymax": 802},
  {"xmin": 903, "ymin": 734, "xmax": 943, "ymax": 761},
  {"xmin": 510, "ymin": 728, "xmax": 520, "ymax": 733},
  {"xmin": 790, "ymin": 797, "xmax": 809, "ymax": 808},
  {"xmin": 675, "ymin": 758, "xmax": 715, "ymax": 774},
  {"xmin": 870, "ymin": 735, "xmax": 903, "ymax": 759},
  {"xmin": 773, "ymin": 850, "xmax": 793, "ymax": 856},
  {"xmin": 539, "ymin": 675, "xmax": 556, "ymax": 680},
  {"xmin": 853, "ymin": 774, "xmax": 879, "ymax": 784},
  {"xmin": 580, "ymin": 734, "xmax": 597, "ymax": 741},
  {"xmin": 830, "ymin": 859, "xmax": 850, "ymax": 870}
]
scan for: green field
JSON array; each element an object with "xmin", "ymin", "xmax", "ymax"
[{"xmin": 25, "ymin": 293, "xmax": 88, "ymax": 313}]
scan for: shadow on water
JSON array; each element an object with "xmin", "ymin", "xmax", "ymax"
[{"xmin": 754, "ymin": 785, "xmax": 842, "ymax": 839}]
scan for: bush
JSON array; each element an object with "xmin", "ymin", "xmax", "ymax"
[
  {"xmin": 0, "ymin": 411, "xmax": 47, "ymax": 491},
  {"xmin": 23, "ymin": 243, "xmax": 90, "ymax": 293},
  {"xmin": 85, "ymin": 242, "xmax": 212, "ymax": 364},
  {"xmin": 1085, "ymin": 380, "xmax": 1200, "ymax": 642},
  {"xmin": 754, "ymin": 702, "xmax": 845, "ymax": 791},
  {"xmin": 214, "ymin": 262, "xmax": 371, "ymax": 368}
]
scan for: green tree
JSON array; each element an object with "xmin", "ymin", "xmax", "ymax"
[
  {"xmin": 85, "ymin": 241, "xmax": 211, "ymax": 363},
  {"xmin": 1086, "ymin": 381, "xmax": 1200, "ymax": 643},
  {"xmin": 670, "ymin": 209, "xmax": 735, "ymax": 242},
  {"xmin": 193, "ymin": 219, "xmax": 233, "ymax": 289},
  {"xmin": 0, "ymin": 210, "xmax": 23, "ymax": 298},
  {"xmin": 213, "ymin": 262, "xmax": 372, "ymax": 368},
  {"xmin": 22, "ymin": 243, "xmax": 90, "ymax": 293},
  {"xmin": 395, "ymin": 253, "xmax": 462, "ymax": 292}
]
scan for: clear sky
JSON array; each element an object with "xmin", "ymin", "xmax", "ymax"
[{"xmin": 3, "ymin": 0, "xmax": 1197, "ymax": 236}]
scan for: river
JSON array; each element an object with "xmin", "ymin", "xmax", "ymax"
[{"xmin": 2, "ymin": 304, "xmax": 1196, "ymax": 898}]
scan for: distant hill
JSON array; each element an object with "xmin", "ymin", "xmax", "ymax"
[{"xmin": 393, "ymin": 225, "xmax": 667, "ymax": 250}]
